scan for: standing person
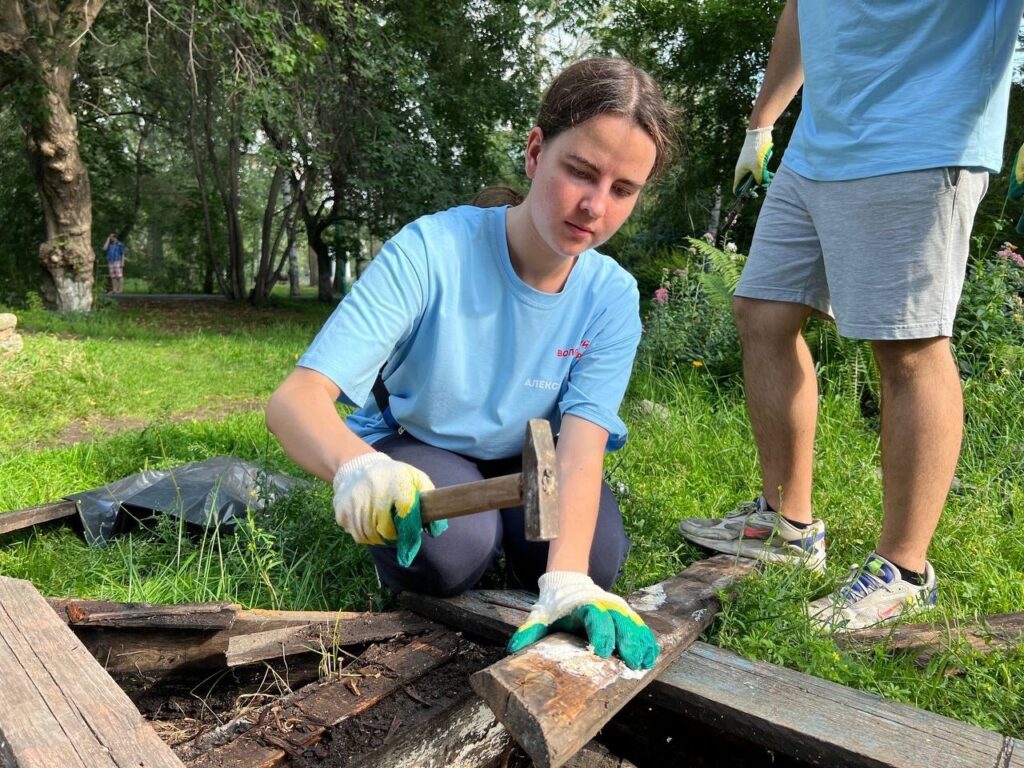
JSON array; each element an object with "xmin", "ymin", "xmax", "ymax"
[
  {"xmin": 267, "ymin": 58, "xmax": 675, "ymax": 669},
  {"xmin": 103, "ymin": 233, "xmax": 126, "ymax": 294},
  {"xmin": 678, "ymin": 1, "xmax": 1024, "ymax": 631}
]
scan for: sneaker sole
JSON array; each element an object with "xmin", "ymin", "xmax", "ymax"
[{"xmin": 684, "ymin": 533, "xmax": 826, "ymax": 574}]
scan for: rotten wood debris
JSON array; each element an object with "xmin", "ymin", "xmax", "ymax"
[{"xmin": 3, "ymin": 558, "xmax": 1023, "ymax": 768}]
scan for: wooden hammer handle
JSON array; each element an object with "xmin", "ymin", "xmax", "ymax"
[{"xmin": 418, "ymin": 473, "xmax": 522, "ymax": 524}]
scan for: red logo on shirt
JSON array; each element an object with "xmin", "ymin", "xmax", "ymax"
[{"xmin": 556, "ymin": 340, "xmax": 590, "ymax": 359}]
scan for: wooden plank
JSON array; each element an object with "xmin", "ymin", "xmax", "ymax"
[
  {"xmin": 225, "ymin": 612, "xmax": 435, "ymax": 666},
  {"xmin": 56, "ymin": 604, "xmax": 431, "ymax": 678},
  {"xmin": 470, "ymin": 555, "xmax": 756, "ymax": 768},
  {"xmin": 0, "ymin": 500, "xmax": 78, "ymax": 536},
  {"xmin": 647, "ymin": 641, "xmax": 1024, "ymax": 768},
  {"xmin": 0, "ymin": 576, "xmax": 183, "ymax": 768},
  {"xmin": 183, "ymin": 630, "xmax": 460, "ymax": 767},
  {"xmin": 835, "ymin": 612, "xmax": 1024, "ymax": 663},
  {"xmin": 344, "ymin": 693, "xmax": 511, "ymax": 768},
  {"xmin": 49, "ymin": 597, "xmax": 238, "ymax": 629},
  {"xmin": 399, "ymin": 589, "xmax": 534, "ymax": 644}
]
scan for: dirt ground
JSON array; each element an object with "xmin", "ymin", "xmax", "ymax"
[{"xmin": 127, "ymin": 631, "xmax": 813, "ymax": 768}]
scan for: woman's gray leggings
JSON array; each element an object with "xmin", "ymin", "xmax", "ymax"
[{"xmin": 369, "ymin": 432, "xmax": 630, "ymax": 597}]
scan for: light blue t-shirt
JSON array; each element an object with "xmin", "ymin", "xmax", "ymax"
[
  {"xmin": 785, "ymin": 0, "xmax": 1024, "ymax": 181},
  {"xmin": 298, "ymin": 205, "xmax": 642, "ymax": 460}
]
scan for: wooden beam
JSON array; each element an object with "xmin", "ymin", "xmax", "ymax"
[
  {"xmin": 470, "ymin": 555, "xmax": 756, "ymax": 768},
  {"xmin": 225, "ymin": 612, "xmax": 435, "ymax": 666},
  {"xmin": 0, "ymin": 576, "xmax": 184, "ymax": 767},
  {"xmin": 399, "ymin": 589, "xmax": 535, "ymax": 644},
  {"xmin": 647, "ymin": 640, "xmax": 1024, "ymax": 768},
  {"xmin": 834, "ymin": 612, "xmax": 1024, "ymax": 663},
  {"xmin": 52, "ymin": 601, "xmax": 431, "ymax": 678},
  {"xmin": 182, "ymin": 630, "xmax": 461, "ymax": 767},
  {"xmin": 49, "ymin": 597, "xmax": 238, "ymax": 629},
  {"xmin": 0, "ymin": 500, "xmax": 78, "ymax": 536}
]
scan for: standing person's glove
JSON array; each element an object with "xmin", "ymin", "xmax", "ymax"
[
  {"xmin": 1007, "ymin": 142, "xmax": 1024, "ymax": 234},
  {"xmin": 734, "ymin": 127, "xmax": 774, "ymax": 193},
  {"xmin": 332, "ymin": 453, "xmax": 446, "ymax": 567},
  {"xmin": 507, "ymin": 572, "xmax": 660, "ymax": 671}
]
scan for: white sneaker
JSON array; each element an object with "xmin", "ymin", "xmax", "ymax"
[
  {"xmin": 678, "ymin": 496, "xmax": 826, "ymax": 573},
  {"xmin": 807, "ymin": 552, "xmax": 937, "ymax": 632}
]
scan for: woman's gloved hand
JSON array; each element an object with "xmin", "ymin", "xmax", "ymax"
[
  {"xmin": 507, "ymin": 571, "xmax": 660, "ymax": 671},
  {"xmin": 332, "ymin": 453, "xmax": 446, "ymax": 567}
]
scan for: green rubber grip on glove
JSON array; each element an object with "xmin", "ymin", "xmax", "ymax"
[
  {"xmin": 393, "ymin": 492, "xmax": 448, "ymax": 568},
  {"xmin": 507, "ymin": 601, "xmax": 660, "ymax": 671}
]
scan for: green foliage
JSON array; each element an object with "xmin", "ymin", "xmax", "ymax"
[
  {"xmin": 638, "ymin": 238, "xmax": 745, "ymax": 382},
  {"xmin": 955, "ymin": 246, "xmax": 1024, "ymax": 378},
  {"xmin": 0, "ymin": 111, "xmax": 42, "ymax": 301},
  {"xmin": 591, "ymin": 0, "xmax": 790, "ymax": 250}
]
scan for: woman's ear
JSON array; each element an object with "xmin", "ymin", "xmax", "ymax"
[{"xmin": 524, "ymin": 126, "xmax": 545, "ymax": 180}]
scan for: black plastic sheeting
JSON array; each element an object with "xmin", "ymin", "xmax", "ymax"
[{"xmin": 65, "ymin": 455, "xmax": 306, "ymax": 546}]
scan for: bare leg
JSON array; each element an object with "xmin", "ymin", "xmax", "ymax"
[
  {"xmin": 733, "ymin": 297, "xmax": 817, "ymax": 523},
  {"xmin": 872, "ymin": 337, "xmax": 961, "ymax": 573}
]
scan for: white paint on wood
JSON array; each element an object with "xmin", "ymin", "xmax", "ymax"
[
  {"xmin": 629, "ymin": 584, "xmax": 667, "ymax": 612},
  {"xmin": 531, "ymin": 636, "xmax": 649, "ymax": 682}
]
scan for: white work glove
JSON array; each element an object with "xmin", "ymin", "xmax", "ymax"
[
  {"xmin": 733, "ymin": 126, "xmax": 774, "ymax": 193},
  {"xmin": 506, "ymin": 571, "xmax": 660, "ymax": 671},
  {"xmin": 332, "ymin": 453, "xmax": 445, "ymax": 567}
]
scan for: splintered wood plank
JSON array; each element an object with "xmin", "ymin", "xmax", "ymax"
[
  {"xmin": 346, "ymin": 695, "xmax": 512, "ymax": 768},
  {"xmin": 470, "ymin": 555, "xmax": 756, "ymax": 768},
  {"xmin": 0, "ymin": 500, "xmax": 78, "ymax": 536},
  {"xmin": 184, "ymin": 630, "xmax": 460, "ymax": 767},
  {"xmin": 55, "ymin": 602, "xmax": 430, "ymax": 678},
  {"xmin": 648, "ymin": 641, "xmax": 1024, "ymax": 768},
  {"xmin": 0, "ymin": 576, "xmax": 183, "ymax": 768},
  {"xmin": 399, "ymin": 589, "xmax": 535, "ymax": 643},
  {"xmin": 225, "ymin": 612, "xmax": 435, "ymax": 666},
  {"xmin": 49, "ymin": 598, "xmax": 238, "ymax": 630}
]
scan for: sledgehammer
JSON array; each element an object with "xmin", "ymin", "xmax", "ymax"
[{"xmin": 417, "ymin": 419, "xmax": 559, "ymax": 541}]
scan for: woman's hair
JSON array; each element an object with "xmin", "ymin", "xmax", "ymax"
[{"xmin": 536, "ymin": 57, "xmax": 676, "ymax": 179}]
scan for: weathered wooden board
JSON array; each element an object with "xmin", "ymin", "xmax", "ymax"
[
  {"xmin": 835, "ymin": 611, "xmax": 1024, "ymax": 663},
  {"xmin": 648, "ymin": 640, "xmax": 1024, "ymax": 768},
  {"xmin": 183, "ymin": 630, "xmax": 460, "ymax": 767},
  {"xmin": 0, "ymin": 500, "xmax": 78, "ymax": 536},
  {"xmin": 399, "ymin": 589, "xmax": 535, "ymax": 644},
  {"xmin": 49, "ymin": 597, "xmax": 237, "ymax": 629},
  {"xmin": 0, "ymin": 576, "xmax": 184, "ymax": 767},
  {"xmin": 55, "ymin": 602, "xmax": 431, "ymax": 678},
  {"xmin": 225, "ymin": 612, "xmax": 435, "ymax": 666},
  {"xmin": 345, "ymin": 694, "xmax": 511, "ymax": 768},
  {"xmin": 470, "ymin": 555, "xmax": 757, "ymax": 768}
]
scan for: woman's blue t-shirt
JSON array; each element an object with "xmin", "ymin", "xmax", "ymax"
[{"xmin": 298, "ymin": 205, "xmax": 642, "ymax": 460}]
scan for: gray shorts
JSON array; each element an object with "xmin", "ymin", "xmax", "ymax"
[{"xmin": 735, "ymin": 163, "xmax": 989, "ymax": 340}]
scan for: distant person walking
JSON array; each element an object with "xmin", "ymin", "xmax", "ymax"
[{"xmin": 103, "ymin": 233, "xmax": 126, "ymax": 294}]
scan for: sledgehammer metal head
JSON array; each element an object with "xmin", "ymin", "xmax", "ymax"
[
  {"xmin": 521, "ymin": 418, "xmax": 559, "ymax": 541},
  {"xmin": 416, "ymin": 419, "xmax": 560, "ymax": 542}
]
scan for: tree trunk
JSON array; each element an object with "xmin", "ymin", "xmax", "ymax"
[
  {"xmin": 307, "ymin": 244, "xmax": 318, "ymax": 287},
  {"xmin": 1, "ymin": 0, "xmax": 108, "ymax": 312}
]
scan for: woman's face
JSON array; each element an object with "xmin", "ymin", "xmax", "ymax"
[{"xmin": 523, "ymin": 113, "xmax": 657, "ymax": 260}]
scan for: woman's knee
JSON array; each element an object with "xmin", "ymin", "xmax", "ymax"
[{"xmin": 373, "ymin": 513, "xmax": 502, "ymax": 597}]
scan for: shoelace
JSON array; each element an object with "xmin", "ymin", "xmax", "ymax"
[
  {"xmin": 838, "ymin": 563, "xmax": 888, "ymax": 605},
  {"xmin": 726, "ymin": 498, "xmax": 764, "ymax": 520}
]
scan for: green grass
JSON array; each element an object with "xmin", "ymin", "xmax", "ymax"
[
  {"xmin": 1, "ymin": 300, "xmax": 1022, "ymax": 738},
  {"xmin": 617, "ymin": 360, "xmax": 1024, "ymax": 738}
]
